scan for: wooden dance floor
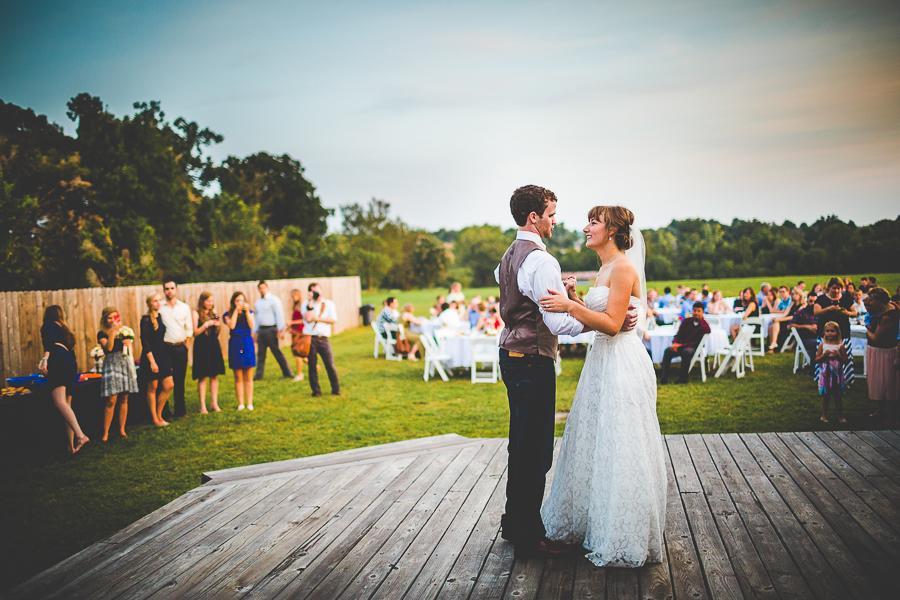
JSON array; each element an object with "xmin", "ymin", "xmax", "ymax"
[{"xmin": 7, "ymin": 431, "xmax": 900, "ymax": 599}]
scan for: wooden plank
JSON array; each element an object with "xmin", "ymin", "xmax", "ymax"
[
  {"xmin": 297, "ymin": 449, "xmax": 467, "ymax": 600},
  {"xmin": 571, "ymin": 557, "xmax": 606, "ymax": 600},
  {"xmin": 607, "ymin": 568, "xmax": 639, "ymax": 600},
  {"xmin": 667, "ymin": 435, "xmax": 743, "ymax": 600},
  {"xmin": 115, "ymin": 473, "xmax": 320, "ymax": 600},
  {"xmin": 534, "ymin": 556, "xmax": 575, "ymax": 600},
  {"xmin": 0, "ymin": 292, "xmax": 8, "ymax": 382},
  {"xmin": 202, "ymin": 434, "xmax": 481, "ymax": 483},
  {"xmin": 684, "ymin": 434, "xmax": 780, "ymax": 600},
  {"xmin": 431, "ymin": 441, "xmax": 508, "ymax": 600},
  {"xmin": 366, "ymin": 442, "xmax": 505, "ymax": 600},
  {"xmin": 396, "ymin": 440, "xmax": 508, "ymax": 600},
  {"xmin": 253, "ymin": 444, "xmax": 487, "ymax": 600},
  {"xmin": 781, "ymin": 433, "xmax": 900, "ymax": 554},
  {"xmin": 149, "ymin": 457, "xmax": 413, "ymax": 600},
  {"xmin": 815, "ymin": 432, "xmax": 900, "ymax": 509},
  {"xmin": 757, "ymin": 433, "xmax": 896, "ymax": 593},
  {"xmin": 702, "ymin": 434, "xmax": 814, "ymax": 600},
  {"xmin": 839, "ymin": 431, "xmax": 900, "ymax": 474},
  {"xmin": 660, "ymin": 437, "xmax": 708, "ymax": 600},
  {"xmin": 41, "ymin": 480, "xmax": 273, "ymax": 600},
  {"xmin": 638, "ymin": 532, "xmax": 674, "ymax": 600},
  {"xmin": 722, "ymin": 434, "xmax": 855, "ymax": 600},
  {"xmin": 871, "ymin": 430, "xmax": 900, "ymax": 452}
]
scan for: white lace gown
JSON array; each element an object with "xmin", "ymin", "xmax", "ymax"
[{"xmin": 542, "ymin": 286, "xmax": 667, "ymax": 568}]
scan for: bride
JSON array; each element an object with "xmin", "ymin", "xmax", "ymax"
[{"xmin": 538, "ymin": 205, "xmax": 666, "ymax": 568}]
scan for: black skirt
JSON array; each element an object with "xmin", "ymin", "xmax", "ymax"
[
  {"xmin": 192, "ymin": 333, "xmax": 226, "ymax": 380},
  {"xmin": 47, "ymin": 346, "xmax": 78, "ymax": 390}
]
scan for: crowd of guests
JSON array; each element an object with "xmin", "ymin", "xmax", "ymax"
[
  {"xmin": 38, "ymin": 280, "xmax": 342, "ymax": 453},
  {"xmin": 652, "ymin": 276, "xmax": 900, "ymax": 427},
  {"xmin": 375, "ymin": 283, "xmax": 505, "ymax": 360}
]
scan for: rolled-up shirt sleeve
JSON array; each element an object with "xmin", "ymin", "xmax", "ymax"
[{"xmin": 521, "ymin": 253, "xmax": 585, "ymax": 336}]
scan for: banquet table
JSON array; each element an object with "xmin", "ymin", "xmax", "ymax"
[
  {"xmin": 436, "ymin": 332, "xmax": 500, "ymax": 368},
  {"xmin": 643, "ymin": 326, "xmax": 729, "ymax": 364}
]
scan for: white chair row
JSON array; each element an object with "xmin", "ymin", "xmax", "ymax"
[
  {"xmin": 372, "ymin": 322, "xmax": 405, "ymax": 361},
  {"xmin": 714, "ymin": 325, "xmax": 755, "ymax": 379}
]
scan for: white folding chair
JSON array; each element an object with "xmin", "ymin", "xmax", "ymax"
[
  {"xmin": 420, "ymin": 333, "xmax": 451, "ymax": 382},
  {"xmin": 784, "ymin": 327, "xmax": 811, "ymax": 374},
  {"xmin": 715, "ymin": 326, "xmax": 753, "ymax": 378},
  {"xmin": 743, "ymin": 317, "xmax": 766, "ymax": 356},
  {"xmin": 372, "ymin": 322, "xmax": 391, "ymax": 358},
  {"xmin": 686, "ymin": 334, "xmax": 710, "ymax": 383},
  {"xmin": 851, "ymin": 329, "xmax": 867, "ymax": 379},
  {"xmin": 470, "ymin": 337, "xmax": 500, "ymax": 383}
]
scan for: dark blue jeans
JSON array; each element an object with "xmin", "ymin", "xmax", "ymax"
[{"xmin": 499, "ymin": 348, "xmax": 556, "ymax": 546}]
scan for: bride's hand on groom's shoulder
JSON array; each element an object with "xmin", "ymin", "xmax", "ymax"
[{"xmin": 540, "ymin": 288, "xmax": 570, "ymax": 313}]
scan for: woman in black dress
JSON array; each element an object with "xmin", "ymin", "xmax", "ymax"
[
  {"xmin": 730, "ymin": 287, "xmax": 759, "ymax": 341},
  {"xmin": 140, "ymin": 293, "xmax": 174, "ymax": 426},
  {"xmin": 38, "ymin": 305, "xmax": 89, "ymax": 453},
  {"xmin": 814, "ymin": 277, "xmax": 857, "ymax": 387},
  {"xmin": 192, "ymin": 291, "xmax": 226, "ymax": 413}
]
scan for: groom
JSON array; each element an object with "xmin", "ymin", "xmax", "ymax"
[{"xmin": 496, "ymin": 185, "xmax": 590, "ymax": 559}]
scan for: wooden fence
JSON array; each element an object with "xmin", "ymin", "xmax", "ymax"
[{"xmin": 0, "ymin": 276, "xmax": 361, "ymax": 382}]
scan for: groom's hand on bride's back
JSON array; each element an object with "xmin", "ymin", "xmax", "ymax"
[{"xmin": 620, "ymin": 303, "xmax": 639, "ymax": 332}]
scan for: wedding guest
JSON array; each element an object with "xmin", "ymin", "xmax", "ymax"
[
  {"xmin": 852, "ymin": 290, "xmax": 867, "ymax": 321},
  {"xmin": 679, "ymin": 289, "xmax": 700, "ymax": 319},
  {"xmin": 699, "ymin": 289, "xmax": 710, "ymax": 309},
  {"xmin": 38, "ymin": 306, "xmax": 89, "ymax": 453},
  {"xmin": 868, "ymin": 276, "xmax": 878, "ymax": 289},
  {"xmin": 675, "ymin": 285, "xmax": 688, "ymax": 307},
  {"xmin": 192, "ymin": 292, "xmax": 225, "ymax": 413},
  {"xmin": 810, "ymin": 283, "xmax": 823, "ymax": 297},
  {"xmin": 775, "ymin": 286, "xmax": 792, "ymax": 312},
  {"xmin": 287, "ymin": 289, "xmax": 306, "ymax": 382},
  {"xmin": 659, "ymin": 287, "xmax": 676, "ymax": 308},
  {"xmin": 438, "ymin": 302, "xmax": 461, "ymax": 327},
  {"xmin": 760, "ymin": 287, "xmax": 777, "ymax": 314},
  {"xmin": 377, "ymin": 297, "xmax": 399, "ymax": 336},
  {"xmin": 843, "ymin": 277, "xmax": 852, "ymax": 289},
  {"xmin": 468, "ymin": 299, "xmax": 482, "ymax": 328},
  {"xmin": 485, "ymin": 295, "xmax": 498, "ymax": 309},
  {"xmin": 159, "ymin": 281, "xmax": 192, "ymax": 419},
  {"xmin": 787, "ymin": 294, "xmax": 819, "ymax": 361},
  {"xmin": 757, "ymin": 282, "xmax": 771, "ymax": 307},
  {"xmin": 401, "ymin": 303, "xmax": 423, "ymax": 360},
  {"xmin": 767, "ymin": 289, "xmax": 803, "ymax": 352},
  {"xmin": 797, "ymin": 281, "xmax": 807, "ymax": 295},
  {"xmin": 860, "ymin": 277, "xmax": 870, "ymax": 293},
  {"xmin": 707, "ymin": 290, "xmax": 728, "ymax": 315},
  {"xmin": 864, "ymin": 287, "xmax": 899, "ymax": 427},
  {"xmin": 225, "ymin": 292, "xmax": 256, "ymax": 410},
  {"xmin": 646, "ymin": 289, "xmax": 660, "ymax": 323},
  {"xmin": 253, "ymin": 280, "xmax": 294, "ymax": 381},
  {"xmin": 730, "ymin": 287, "xmax": 759, "ymax": 340},
  {"xmin": 816, "ymin": 321, "xmax": 848, "ymax": 423},
  {"xmin": 446, "ymin": 282, "xmax": 465, "ymax": 304},
  {"xmin": 140, "ymin": 294, "xmax": 173, "ymax": 426},
  {"xmin": 814, "ymin": 277, "xmax": 857, "ymax": 386},
  {"xmin": 846, "ymin": 282, "xmax": 856, "ymax": 295},
  {"xmin": 97, "ymin": 307, "xmax": 138, "ymax": 440},
  {"xmin": 430, "ymin": 295, "xmax": 445, "ymax": 316},
  {"xmin": 301, "ymin": 282, "xmax": 342, "ymax": 397},
  {"xmin": 660, "ymin": 302, "xmax": 711, "ymax": 384}
]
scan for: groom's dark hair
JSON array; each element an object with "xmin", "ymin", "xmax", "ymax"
[{"xmin": 510, "ymin": 185, "xmax": 557, "ymax": 226}]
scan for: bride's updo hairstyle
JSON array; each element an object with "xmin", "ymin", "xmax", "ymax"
[{"xmin": 588, "ymin": 206, "xmax": 634, "ymax": 250}]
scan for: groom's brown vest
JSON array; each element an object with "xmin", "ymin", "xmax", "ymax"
[{"xmin": 499, "ymin": 239, "xmax": 558, "ymax": 360}]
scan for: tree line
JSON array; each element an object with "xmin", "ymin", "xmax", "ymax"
[{"xmin": 1, "ymin": 96, "xmax": 897, "ymax": 293}]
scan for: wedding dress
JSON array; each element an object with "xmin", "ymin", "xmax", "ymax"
[{"xmin": 541, "ymin": 286, "xmax": 667, "ymax": 568}]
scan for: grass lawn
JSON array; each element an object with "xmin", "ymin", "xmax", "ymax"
[{"xmin": 2, "ymin": 271, "xmax": 896, "ymax": 592}]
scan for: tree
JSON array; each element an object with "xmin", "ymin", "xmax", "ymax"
[
  {"xmin": 410, "ymin": 234, "xmax": 449, "ymax": 288},
  {"xmin": 453, "ymin": 225, "xmax": 511, "ymax": 287}
]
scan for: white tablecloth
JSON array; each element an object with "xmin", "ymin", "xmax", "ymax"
[
  {"xmin": 643, "ymin": 326, "xmax": 729, "ymax": 364},
  {"xmin": 655, "ymin": 307, "xmax": 681, "ymax": 324},
  {"xmin": 850, "ymin": 324, "xmax": 867, "ymax": 354},
  {"xmin": 437, "ymin": 333, "xmax": 500, "ymax": 368}
]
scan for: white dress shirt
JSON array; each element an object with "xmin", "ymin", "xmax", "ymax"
[
  {"xmin": 438, "ymin": 308, "xmax": 462, "ymax": 328},
  {"xmin": 253, "ymin": 293, "xmax": 287, "ymax": 333},
  {"xmin": 301, "ymin": 299, "xmax": 338, "ymax": 337},
  {"xmin": 494, "ymin": 231, "xmax": 584, "ymax": 337},
  {"xmin": 159, "ymin": 299, "xmax": 193, "ymax": 343}
]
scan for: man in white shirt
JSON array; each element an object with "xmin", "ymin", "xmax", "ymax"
[
  {"xmin": 253, "ymin": 280, "xmax": 295, "ymax": 381},
  {"xmin": 159, "ymin": 281, "xmax": 193, "ymax": 418},
  {"xmin": 446, "ymin": 282, "xmax": 465, "ymax": 305},
  {"xmin": 437, "ymin": 302, "xmax": 462, "ymax": 328},
  {"xmin": 301, "ymin": 283, "xmax": 342, "ymax": 397}
]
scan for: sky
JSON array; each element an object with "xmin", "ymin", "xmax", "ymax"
[{"xmin": 2, "ymin": 0, "xmax": 899, "ymax": 232}]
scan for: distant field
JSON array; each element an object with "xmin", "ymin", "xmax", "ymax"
[{"xmin": 363, "ymin": 272, "xmax": 900, "ymax": 312}]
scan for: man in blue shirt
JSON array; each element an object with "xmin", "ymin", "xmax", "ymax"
[
  {"xmin": 659, "ymin": 287, "xmax": 676, "ymax": 308},
  {"xmin": 757, "ymin": 282, "xmax": 771, "ymax": 307},
  {"xmin": 680, "ymin": 290, "xmax": 700, "ymax": 319},
  {"xmin": 253, "ymin": 280, "xmax": 295, "ymax": 381}
]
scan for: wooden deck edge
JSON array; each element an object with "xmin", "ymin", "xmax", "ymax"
[{"xmin": 201, "ymin": 434, "xmax": 484, "ymax": 484}]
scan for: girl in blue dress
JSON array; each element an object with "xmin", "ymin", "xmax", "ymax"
[
  {"xmin": 38, "ymin": 305, "xmax": 89, "ymax": 453},
  {"xmin": 225, "ymin": 292, "xmax": 256, "ymax": 410}
]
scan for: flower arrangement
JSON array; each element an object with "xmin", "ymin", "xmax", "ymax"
[
  {"xmin": 90, "ymin": 345, "xmax": 105, "ymax": 360},
  {"xmin": 117, "ymin": 326, "xmax": 135, "ymax": 355}
]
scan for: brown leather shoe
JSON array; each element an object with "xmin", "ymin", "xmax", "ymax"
[{"xmin": 514, "ymin": 539, "xmax": 579, "ymax": 560}]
